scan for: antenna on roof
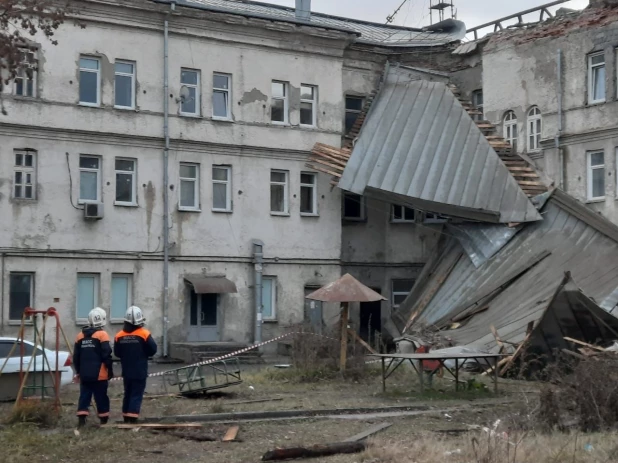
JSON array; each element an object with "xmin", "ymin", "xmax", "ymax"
[
  {"xmin": 386, "ymin": 0, "xmax": 410, "ymax": 25},
  {"xmin": 430, "ymin": 0, "xmax": 455, "ymax": 24}
]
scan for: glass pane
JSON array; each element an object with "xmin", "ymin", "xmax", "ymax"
[
  {"xmin": 181, "ymin": 87, "xmax": 197, "ymax": 114},
  {"xmin": 79, "ymin": 71, "xmax": 98, "ymax": 104},
  {"xmin": 80, "ymin": 58, "xmax": 99, "ymax": 70},
  {"xmin": 213, "ymin": 74, "xmax": 229, "ymax": 89},
  {"xmin": 80, "ymin": 171, "xmax": 98, "ymax": 201},
  {"xmin": 180, "ymin": 180, "xmax": 196, "ymax": 208},
  {"xmin": 594, "ymin": 66, "xmax": 606, "ymax": 101},
  {"xmin": 270, "ymin": 184, "xmax": 285, "ymax": 212},
  {"xmin": 213, "ymin": 183, "xmax": 228, "ymax": 210},
  {"xmin": 393, "ymin": 294, "xmax": 408, "ymax": 306},
  {"xmin": 404, "ymin": 207, "xmax": 415, "ymax": 221},
  {"xmin": 115, "ymin": 62, "xmax": 133, "ymax": 74},
  {"xmin": 213, "ymin": 91, "xmax": 228, "ymax": 118},
  {"xmin": 115, "ymin": 74, "xmax": 133, "ymax": 107},
  {"xmin": 592, "ymin": 168, "xmax": 605, "ymax": 198},
  {"xmin": 271, "ymin": 98, "xmax": 284, "ymax": 122},
  {"xmin": 15, "ymin": 153, "xmax": 23, "ymax": 166},
  {"xmin": 345, "ymin": 97, "xmax": 363, "ymax": 111},
  {"xmin": 300, "ymin": 185, "xmax": 313, "ymax": 214},
  {"xmin": 15, "ymin": 171, "xmax": 22, "ymax": 184},
  {"xmin": 180, "ymin": 164, "xmax": 197, "ymax": 179},
  {"xmin": 111, "ymin": 276, "xmax": 129, "ymax": 320},
  {"xmin": 591, "ymin": 152, "xmax": 604, "ymax": 166},
  {"xmin": 26, "ymin": 173, "xmax": 32, "ymax": 183},
  {"xmin": 115, "ymin": 159, "xmax": 135, "ymax": 171},
  {"xmin": 80, "ymin": 156, "xmax": 99, "ymax": 169},
  {"xmin": 25, "ymin": 186, "xmax": 33, "ymax": 199},
  {"xmin": 301, "ymin": 173, "xmax": 315, "ymax": 185},
  {"xmin": 213, "ymin": 167, "xmax": 228, "ymax": 181},
  {"xmin": 301, "ymin": 85, "xmax": 314, "ymax": 100},
  {"xmin": 345, "ymin": 112, "xmax": 359, "ymax": 133},
  {"xmin": 116, "ymin": 173, "xmax": 133, "ymax": 202},
  {"xmin": 190, "ymin": 292, "xmax": 198, "ymax": 326},
  {"xmin": 24, "ymin": 154, "xmax": 33, "ymax": 167},
  {"xmin": 271, "ymin": 171, "xmax": 286, "ymax": 183},
  {"xmin": 300, "ymin": 102, "xmax": 313, "ymax": 125},
  {"xmin": 272, "ymin": 82, "xmax": 285, "ymax": 98},
  {"xmin": 201, "ymin": 294, "xmax": 217, "ymax": 326},
  {"xmin": 77, "ymin": 276, "xmax": 96, "ymax": 320},
  {"xmin": 9, "ymin": 274, "xmax": 31, "ymax": 320},
  {"xmin": 536, "ymin": 119, "xmax": 541, "ymax": 133},
  {"xmin": 393, "ymin": 205, "xmax": 403, "ymax": 220},
  {"xmin": 15, "ymin": 78, "xmax": 24, "ymax": 96},
  {"xmin": 591, "ymin": 54, "xmax": 605, "ymax": 66},
  {"xmin": 26, "ymin": 78, "xmax": 34, "ymax": 97},
  {"xmin": 261, "ymin": 278, "xmax": 273, "ymax": 319},
  {"xmin": 14, "ymin": 185, "xmax": 22, "ymax": 198},
  {"xmin": 393, "ymin": 279, "xmax": 415, "ymax": 292},
  {"xmin": 181, "ymin": 70, "xmax": 198, "ymax": 85},
  {"xmin": 344, "ymin": 193, "xmax": 362, "ymax": 218}
]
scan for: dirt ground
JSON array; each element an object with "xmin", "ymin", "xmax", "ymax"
[{"xmin": 1, "ymin": 363, "xmax": 604, "ymax": 463}]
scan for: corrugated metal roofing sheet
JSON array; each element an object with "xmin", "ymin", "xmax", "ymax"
[
  {"xmin": 174, "ymin": 0, "xmax": 465, "ymax": 46},
  {"xmin": 338, "ymin": 69, "xmax": 542, "ymax": 223}
]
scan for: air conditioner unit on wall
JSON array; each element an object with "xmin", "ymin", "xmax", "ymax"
[{"xmin": 84, "ymin": 202, "xmax": 104, "ymax": 220}]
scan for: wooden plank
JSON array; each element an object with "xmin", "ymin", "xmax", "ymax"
[
  {"xmin": 517, "ymin": 180, "xmax": 546, "ymax": 186},
  {"xmin": 107, "ymin": 423, "xmax": 203, "ymax": 429},
  {"xmin": 262, "ymin": 442, "xmax": 367, "ymax": 461},
  {"xmin": 310, "ymin": 151, "xmax": 349, "ymax": 168},
  {"xmin": 222, "ymin": 425, "xmax": 240, "ymax": 442},
  {"xmin": 499, "ymin": 333, "xmax": 531, "ymax": 375},
  {"xmin": 340, "ymin": 303, "xmax": 349, "ymax": 372},
  {"xmin": 343, "ymin": 422, "xmax": 392, "ymax": 442},
  {"xmin": 348, "ymin": 328, "xmax": 378, "ymax": 355},
  {"xmin": 490, "ymin": 325, "xmax": 504, "ymax": 350},
  {"xmin": 309, "ymin": 157, "xmax": 346, "ymax": 173},
  {"xmin": 563, "ymin": 336, "xmax": 605, "ymax": 351},
  {"xmin": 305, "ymin": 164, "xmax": 342, "ymax": 178}
]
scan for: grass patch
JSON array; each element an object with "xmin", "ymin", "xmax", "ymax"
[{"xmin": 5, "ymin": 400, "xmax": 59, "ymax": 427}]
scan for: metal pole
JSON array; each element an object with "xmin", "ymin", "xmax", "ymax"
[
  {"xmin": 556, "ymin": 49, "xmax": 564, "ymax": 189},
  {"xmin": 0, "ymin": 253, "xmax": 4, "ymax": 333},
  {"xmin": 253, "ymin": 240, "xmax": 264, "ymax": 345}
]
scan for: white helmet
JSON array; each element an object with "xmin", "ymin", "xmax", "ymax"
[
  {"xmin": 125, "ymin": 305, "xmax": 146, "ymax": 326},
  {"xmin": 88, "ymin": 307, "xmax": 107, "ymax": 328}
]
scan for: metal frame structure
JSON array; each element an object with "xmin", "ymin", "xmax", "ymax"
[{"xmin": 162, "ymin": 358, "xmax": 243, "ymax": 396}]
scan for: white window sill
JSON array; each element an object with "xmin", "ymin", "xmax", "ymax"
[
  {"xmin": 78, "ymin": 102, "xmax": 101, "ymax": 108},
  {"xmin": 271, "ymin": 121, "xmax": 289, "ymax": 126},
  {"xmin": 76, "ymin": 319, "xmax": 88, "ymax": 326},
  {"xmin": 180, "ymin": 113, "xmax": 202, "ymax": 118},
  {"xmin": 212, "ymin": 208, "xmax": 233, "ymax": 214},
  {"xmin": 588, "ymin": 100, "xmax": 606, "ymax": 106},
  {"xmin": 8, "ymin": 320, "xmax": 32, "ymax": 326},
  {"xmin": 12, "ymin": 197, "xmax": 37, "ymax": 202},
  {"xmin": 110, "ymin": 319, "xmax": 125, "ymax": 324},
  {"xmin": 300, "ymin": 124, "xmax": 317, "ymax": 129},
  {"xmin": 586, "ymin": 198, "xmax": 606, "ymax": 204},
  {"xmin": 178, "ymin": 207, "xmax": 201, "ymax": 212},
  {"xmin": 114, "ymin": 105, "xmax": 136, "ymax": 110},
  {"xmin": 212, "ymin": 116, "xmax": 233, "ymax": 122},
  {"xmin": 271, "ymin": 212, "xmax": 290, "ymax": 217},
  {"xmin": 78, "ymin": 200, "xmax": 101, "ymax": 205},
  {"xmin": 300, "ymin": 213, "xmax": 319, "ymax": 217},
  {"xmin": 13, "ymin": 95, "xmax": 37, "ymax": 100},
  {"xmin": 115, "ymin": 202, "xmax": 138, "ymax": 207}
]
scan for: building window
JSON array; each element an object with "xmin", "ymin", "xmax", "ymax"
[
  {"xmin": 270, "ymin": 170, "xmax": 289, "ymax": 215},
  {"xmin": 424, "ymin": 212, "xmax": 448, "ymax": 223},
  {"xmin": 391, "ymin": 279, "xmax": 415, "ymax": 308},
  {"xmin": 527, "ymin": 107, "xmax": 542, "ymax": 152},
  {"xmin": 300, "ymin": 172, "xmax": 317, "ymax": 215},
  {"xmin": 14, "ymin": 150, "xmax": 36, "ymax": 200},
  {"xmin": 14, "ymin": 49, "xmax": 36, "ymax": 97},
  {"xmin": 111, "ymin": 274, "xmax": 132, "ymax": 322},
  {"xmin": 587, "ymin": 150, "xmax": 605, "ymax": 201},
  {"xmin": 391, "ymin": 204, "xmax": 415, "ymax": 223},
  {"xmin": 471, "ymin": 90, "xmax": 483, "ymax": 121},
  {"xmin": 343, "ymin": 192, "xmax": 366, "ymax": 221},
  {"xmin": 115, "ymin": 158, "xmax": 137, "ymax": 206},
  {"xmin": 588, "ymin": 52, "xmax": 606, "ymax": 104},
  {"xmin": 503, "ymin": 111, "xmax": 518, "ymax": 152},
  {"xmin": 179, "ymin": 163, "xmax": 200, "ymax": 211},
  {"xmin": 76, "ymin": 274, "xmax": 99, "ymax": 322},
  {"xmin": 79, "ymin": 155, "xmax": 101, "ymax": 203},
  {"xmin": 212, "ymin": 73, "xmax": 231, "ymax": 119},
  {"xmin": 212, "ymin": 165, "xmax": 232, "ymax": 212},
  {"xmin": 180, "ymin": 69, "xmax": 200, "ymax": 116},
  {"xmin": 300, "ymin": 85, "xmax": 317, "ymax": 126},
  {"xmin": 9, "ymin": 273, "xmax": 34, "ymax": 321},
  {"xmin": 79, "ymin": 57, "xmax": 100, "ymax": 106},
  {"xmin": 114, "ymin": 61, "xmax": 135, "ymax": 109},
  {"xmin": 345, "ymin": 96, "xmax": 364, "ymax": 134},
  {"xmin": 261, "ymin": 276, "xmax": 277, "ymax": 321},
  {"xmin": 271, "ymin": 81, "xmax": 288, "ymax": 124}
]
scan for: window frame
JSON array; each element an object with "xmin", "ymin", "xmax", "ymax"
[
  {"xmin": 527, "ymin": 107, "xmax": 542, "ymax": 152},
  {"xmin": 212, "ymin": 73, "xmax": 232, "ymax": 120},
  {"xmin": 587, "ymin": 150, "xmax": 606, "ymax": 201},
  {"xmin": 212, "ymin": 165, "xmax": 232, "ymax": 212},
  {"xmin": 110, "ymin": 274, "xmax": 133, "ymax": 323},
  {"xmin": 345, "ymin": 95, "xmax": 365, "ymax": 134},
  {"xmin": 503, "ymin": 111, "xmax": 518, "ymax": 152},
  {"xmin": 588, "ymin": 52, "xmax": 606, "ymax": 105},
  {"xmin": 78, "ymin": 154, "xmax": 102, "ymax": 204},
  {"xmin": 13, "ymin": 149, "xmax": 36, "ymax": 200},
  {"xmin": 299, "ymin": 172, "xmax": 318, "ymax": 216},
  {"xmin": 271, "ymin": 80, "xmax": 289, "ymax": 125},
  {"xmin": 114, "ymin": 157, "xmax": 137, "ymax": 206},
  {"xmin": 300, "ymin": 84, "xmax": 317, "ymax": 127},
  {"xmin": 391, "ymin": 204, "xmax": 416, "ymax": 223},
  {"xmin": 76, "ymin": 273, "xmax": 100, "ymax": 325},
  {"xmin": 391, "ymin": 279, "xmax": 415, "ymax": 309},
  {"xmin": 79, "ymin": 56, "xmax": 101, "ymax": 107},
  {"xmin": 114, "ymin": 60, "xmax": 136, "ymax": 110},
  {"xmin": 180, "ymin": 68, "xmax": 201, "ymax": 117},
  {"xmin": 179, "ymin": 162, "xmax": 200, "ymax": 211},
  {"xmin": 9, "ymin": 272, "xmax": 34, "ymax": 322},
  {"xmin": 14, "ymin": 49, "xmax": 36, "ymax": 98},
  {"xmin": 261, "ymin": 276, "xmax": 277, "ymax": 321},
  {"xmin": 424, "ymin": 212, "xmax": 449, "ymax": 224},
  {"xmin": 471, "ymin": 89, "xmax": 483, "ymax": 121},
  {"xmin": 342, "ymin": 192, "xmax": 366, "ymax": 221},
  {"xmin": 270, "ymin": 169, "xmax": 290, "ymax": 216}
]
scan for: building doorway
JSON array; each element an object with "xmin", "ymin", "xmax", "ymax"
[
  {"xmin": 188, "ymin": 292, "xmax": 219, "ymax": 342},
  {"xmin": 360, "ymin": 290, "xmax": 382, "ymax": 347}
]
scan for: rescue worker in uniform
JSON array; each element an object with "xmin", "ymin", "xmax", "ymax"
[
  {"xmin": 74, "ymin": 307, "xmax": 114, "ymax": 427},
  {"xmin": 114, "ymin": 306, "xmax": 157, "ymax": 423}
]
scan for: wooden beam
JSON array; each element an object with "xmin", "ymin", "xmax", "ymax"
[
  {"xmin": 348, "ymin": 328, "xmax": 378, "ymax": 355},
  {"xmin": 499, "ymin": 332, "xmax": 532, "ymax": 375},
  {"xmin": 343, "ymin": 423, "xmax": 392, "ymax": 442},
  {"xmin": 262, "ymin": 442, "xmax": 367, "ymax": 461},
  {"xmin": 222, "ymin": 425, "xmax": 240, "ymax": 442},
  {"xmin": 340, "ymin": 302, "xmax": 349, "ymax": 372},
  {"xmin": 563, "ymin": 337, "xmax": 604, "ymax": 352}
]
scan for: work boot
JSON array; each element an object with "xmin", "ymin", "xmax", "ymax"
[
  {"xmin": 78, "ymin": 416, "xmax": 87, "ymax": 427},
  {"xmin": 100, "ymin": 417, "xmax": 109, "ymax": 425},
  {"xmin": 129, "ymin": 417, "xmax": 138, "ymax": 424},
  {"xmin": 123, "ymin": 416, "xmax": 130, "ymax": 423}
]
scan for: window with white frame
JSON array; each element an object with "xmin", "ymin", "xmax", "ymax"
[
  {"xmin": 391, "ymin": 279, "xmax": 415, "ymax": 308},
  {"xmin": 212, "ymin": 73, "xmax": 231, "ymax": 119},
  {"xmin": 179, "ymin": 163, "xmax": 200, "ymax": 210},
  {"xmin": 300, "ymin": 85, "xmax": 317, "ymax": 126},
  {"xmin": 79, "ymin": 57, "xmax": 100, "ymax": 106},
  {"xmin": 300, "ymin": 172, "xmax": 317, "ymax": 215},
  {"xmin": 114, "ymin": 61, "xmax": 135, "ymax": 109},
  {"xmin": 212, "ymin": 165, "xmax": 232, "ymax": 212},
  {"xmin": 471, "ymin": 90, "xmax": 483, "ymax": 121},
  {"xmin": 391, "ymin": 204, "xmax": 415, "ymax": 223},
  {"xmin": 587, "ymin": 150, "xmax": 605, "ymax": 201},
  {"xmin": 111, "ymin": 274, "xmax": 132, "ymax": 322},
  {"xmin": 503, "ymin": 111, "xmax": 518, "ymax": 152},
  {"xmin": 13, "ymin": 149, "xmax": 36, "ymax": 200},
  {"xmin": 527, "ymin": 107, "xmax": 542, "ymax": 152},
  {"xmin": 76, "ymin": 274, "xmax": 99, "ymax": 322},
  {"xmin": 261, "ymin": 276, "xmax": 277, "ymax": 320},
  {"xmin": 14, "ymin": 49, "xmax": 36, "ymax": 98},
  {"xmin": 79, "ymin": 155, "xmax": 101, "ymax": 203},
  {"xmin": 343, "ymin": 192, "xmax": 365, "ymax": 221},
  {"xmin": 180, "ymin": 69, "xmax": 200, "ymax": 116},
  {"xmin": 9, "ymin": 273, "xmax": 34, "ymax": 321},
  {"xmin": 115, "ymin": 158, "xmax": 137, "ymax": 205},
  {"xmin": 271, "ymin": 81, "xmax": 288, "ymax": 124},
  {"xmin": 270, "ymin": 170, "xmax": 289, "ymax": 214},
  {"xmin": 345, "ymin": 96, "xmax": 364, "ymax": 134},
  {"xmin": 588, "ymin": 52, "xmax": 606, "ymax": 104}
]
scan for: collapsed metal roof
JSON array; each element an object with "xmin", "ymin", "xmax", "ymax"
[{"xmin": 338, "ymin": 68, "xmax": 543, "ymax": 223}]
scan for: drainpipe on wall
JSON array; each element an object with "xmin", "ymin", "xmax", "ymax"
[
  {"xmin": 253, "ymin": 240, "xmax": 264, "ymax": 346},
  {"xmin": 1, "ymin": 253, "xmax": 5, "ymax": 333},
  {"xmin": 555, "ymin": 49, "xmax": 564, "ymax": 190}
]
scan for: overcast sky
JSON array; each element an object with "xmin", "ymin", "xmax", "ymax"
[{"xmin": 264, "ymin": 0, "xmax": 590, "ymax": 30}]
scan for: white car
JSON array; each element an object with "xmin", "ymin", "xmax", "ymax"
[{"xmin": 0, "ymin": 337, "xmax": 74, "ymax": 399}]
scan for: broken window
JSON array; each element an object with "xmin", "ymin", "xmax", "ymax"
[
  {"xmin": 180, "ymin": 69, "xmax": 200, "ymax": 116},
  {"xmin": 588, "ymin": 52, "xmax": 606, "ymax": 104},
  {"xmin": 9, "ymin": 273, "xmax": 34, "ymax": 321},
  {"xmin": 503, "ymin": 111, "xmax": 518, "ymax": 152},
  {"xmin": 271, "ymin": 81, "xmax": 288, "ymax": 124},
  {"xmin": 345, "ymin": 96, "xmax": 364, "ymax": 134},
  {"xmin": 588, "ymin": 150, "xmax": 605, "ymax": 201},
  {"xmin": 114, "ymin": 61, "xmax": 135, "ymax": 109},
  {"xmin": 79, "ymin": 155, "xmax": 101, "ymax": 203},
  {"xmin": 343, "ymin": 192, "xmax": 365, "ymax": 221},
  {"xmin": 212, "ymin": 165, "xmax": 232, "ymax": 212},
  {"xmin": 115, "ymin": 158, "xmax": 136, "ymax": 205},
  {"xmin": 471, "ymin": 90, "xmax": 483, "ymax": 121},
  {"xmin": 14, "ymin": 149, "xmax": 36, "ymax": 200},
  {"xmin": 391, "ymin": 204, "xmax": 415, "ymax": 223},
  {"xmin": 179, "ymin": 162, "xmax": 200, "ymax": 210},
  {"xmin": 527, "ymin": 107, "xmax": 542, "ymax": 152},
  {"xmin": 79, "ymin": 57, "xmax": 100, "ymax": 106},
  {"xmin": 14, "ymin": 49, "xmax": 36, "ymax": 98},
  {"xmin": 300, "ymin": 85, "xmax": 317, "ymax": 126},
  {"xmin": 300, "ymin": 172, "xmax": 317, "ymax": 215},
  {"xmin": 270, "ymin": 170, "xmax": 289, "ymax": 214},
  {"xmin": 391, "ymin": 279, "xmax": 415, "ymax": 308},
  {"xmin": 213, "ymin": 73, "xmax": 231, "ymax": 119}
]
